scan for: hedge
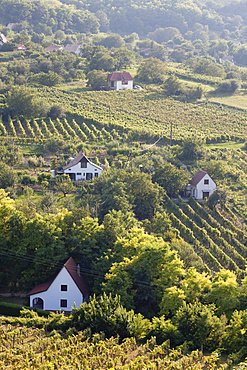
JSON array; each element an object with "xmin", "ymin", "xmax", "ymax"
[{"xmin": 0, "ymin": 302, "xmax": 50, "ymax": 317}]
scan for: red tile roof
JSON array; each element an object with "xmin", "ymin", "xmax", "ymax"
[
  {"xmin": 27, "ymin": 257, "xmax": 89, "ymax": 297},
  {"xmin": 190, "ymin": 170, "xmax": 207, "ymax": 186},
  {"xmin": 27, "ymin": 281, "xmax": 53, "ymax": 296},
  {"xmin": 64, "ymin": 257, "xmax": 89, "ymax": 297},
  {"xmin": 107, "ymin": 72, "xmax": 133, "ymax": 82},
  {"xmin": 63, "ymin": 151, "xmax": 102, "ymax": 170}
]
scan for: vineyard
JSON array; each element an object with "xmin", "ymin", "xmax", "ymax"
[
  {"xmin": 38, "ymin": 87, "xmax": 247, "ymax": 143},
  {"xmin": 2, "ymin": 87, "xmax": 247, "ymax": 145},
  {"xmin": 0, "ymin": 115, "xmax": 117, "ymax": 144},
  {"xmin": 0, "ymin": 324, "xmax": 223, "ymax": 369},
  {"xmin": 164, "ymin": 194, "xmax": 247, "ymax": 277}
]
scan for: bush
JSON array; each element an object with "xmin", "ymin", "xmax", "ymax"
[{"xmin": 0, "ymin": 302, "xmax": 49, "ymax": 317}]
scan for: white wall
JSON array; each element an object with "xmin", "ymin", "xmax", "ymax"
[
  {"xmin": 64, "ymin": 160, "xmax": 102, "ymax": 181},
  {"xmin": 30, "ymin": 267, "xmax": 84, "ymax": 311},
  {"xmin": 109, "ymin": 80, "xmax": 133, "ymax": 90},
  {"xmin": 194, "ymin": 174, "xmax": 216, "ymax": 200}
]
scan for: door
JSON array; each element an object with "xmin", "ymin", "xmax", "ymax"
[
  {"xmin": 86, "ymin": 173, "xmax": 93, "ymax": 180},
  {"xmin": 33, "ymin": 297, "xmax": 44, "ymax": 310},
  {"xmin": 203, "ymin": 191, "xmax": 209, "ymax": 200},
  {"xmin": 68, "ymin": 173, "xmax": 76, "ymax": 181}
]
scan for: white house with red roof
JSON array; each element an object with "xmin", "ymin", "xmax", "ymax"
[
  {"xmin": 28, "ymin": 257, "xmax": 89, "ymax": 312},
  {"xmin": 63, "ymin": 151, "xmax": 102, "ymax": 181},
  {"xmin": 107, "ymin": 71, "xmax": 133, "ymax": 90},
  {"xmin": 186, "ymin": 170, "xmax": 216, "ymax": 200}
]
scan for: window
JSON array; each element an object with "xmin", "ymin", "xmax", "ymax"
[
  {"xmin": 60, "ymin": 299, "xmax": 67, "ymax": 308},
  {"xmin": 111, "ymin": 81, "xmax": 114, "ymax": 87},
  {"xmin": 77, "ymin": 173, "xmax": 81, "ymax": 176},
  {"xmin": 204, "ymin": 179, "xmax": 209, "ymax": 185},
  {"xmin": 122, "ymin": 81, "xmax": 128, "ymax": 85},
  {"xmin": 80, "ymin": 161, "xmax": 87, "ymax": 168},
  {"xmin": 61, "ymin": 285, "xmax": 67, "ymax": 291},
  {"xmin": 95, "ymin": 173, "xmax": 98, "ymax": 178}
]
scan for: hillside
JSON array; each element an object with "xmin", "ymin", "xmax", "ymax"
[{"xmin": 2, "ymin": 0, "xmax": 247, "ymax": 368}]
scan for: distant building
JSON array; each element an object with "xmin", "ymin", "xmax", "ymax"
[
  {"xmin": 0, "ymin": 33, "xmax": 8, "ymax": 46},
  {"xmin": 221, "ymin": 55, "xmax": 235, "ymax": 65},
  {"xmin": 14, "ymin": 44, "xmax": 26, "ymax": 52},
  {"xmin": 28, "ymin": 257, "xmax": 89, "ymax": 312},
  {"xmin": 64, "ymin": 44, "xmax": 81, "ymax": 54},
  {"xmin": 107, "ymin": 71, "xmax": 133, "ymax": 90},
  {"xmin": 7, "ymin": 23, "xmax": 17, "ymax": 31},
  {"xmin": 63, "ymin": 151, "xmax": 102, "ymax": 181},
  {"xmin": 45, "ymin": 45, "xmax": 63, "ymax": 52},
  {"xmin": 186, "ymin": 170, "xmax": 216, "ymax": 200}
]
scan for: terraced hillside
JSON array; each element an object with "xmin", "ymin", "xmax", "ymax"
[
  {"xmin": 38, "ymin": 87, "xmax": 247, "ymax": 143},
  {"xmin": 164, "ymin": 194, "xmax": 247, "ymax": 277}
]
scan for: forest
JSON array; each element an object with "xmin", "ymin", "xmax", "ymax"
[{"xmin": 2, "ymin": 0, "xmax": 247, "ymax": 368}]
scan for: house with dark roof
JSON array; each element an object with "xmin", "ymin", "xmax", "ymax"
[
  {"xmin": 186, "ymin": 170, "xmax": 216, "ymax": 200},
  {"xmin": 28, "ymin": 257, "xmax": 89, "ymax": 312},
  {"xmin": 107, "ymin": 71, "xmax": 133, "ymax": 90},
  {"xmin": 63, "ymin": 151, "xmax": 102, "ymax": 181}
]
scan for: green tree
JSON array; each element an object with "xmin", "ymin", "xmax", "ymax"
[
  {"xmin": 89, "ymin": 51, "xmax": 117, "ymax": 71},
  {"xmin": 206, "ymin": 269, "xmax": 239, "ymax": 317},
  {"xmin": 174, "ymin": 301, "xmax": 226, "ymax": 350},
  {"xmin": 0, "ymin": 162, "xmax": 19, "ymax": 189},
  {"xmin": 6, "ymin": 86, "xmax": 48, "ymax": 118},
  {"xmin": 136, "ymin": 58, "xmax": 166, "ymax": 84},
  {"xmin": 163, "ymin": 75, "xmax": 182, "ymax": 95},
  {"xmin": 86, "ymin": 70, "xmax": 107, "ymax": 90},
  {"xmin": 33, "ymin": 71, "xmax": 62, "ymax": 87},
  {"xmin": 47, "ymin": 105, "xmax": 65, "ymax": 120},
  {"xmin": 179, "ymin": 137, "xmax": 205, "ymax": 162},
  {"xmin": 44, "ymin": 137, "xmax": 65, "ymax": 155},
  {"xmin": 54, "ymin": 175, "xmax": 75, "ymax": 197},
  {"xmin": 100, "ymin": 34, "xmax": 125, "ymax": 49},
  {"xmin": 152, "ymin": 163, "xmax": 189, "ymax": 196}
]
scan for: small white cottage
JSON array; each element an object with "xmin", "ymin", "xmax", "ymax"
[
  {"xmin": 63, "ymin": 151, "xmax": 102, "ymax": 181},
  {"xmin": 187, "ymin": 170, "xmax": 216, "ymax": 200},
  {"xmin": 28, "ymin": 257, "xmax": 89, "ymax": 312},
  {"xmin": 107, "ymin": 71, "xmax": 133, "ymax": 90}
]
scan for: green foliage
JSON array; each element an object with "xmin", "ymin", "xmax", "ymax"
[
  {"xmin": 87, "ymin": 70, "xmax": 107, "ymax": 90},
  {"xmin": 217, "ymin": 79, "xmax": 240, "ymax": 93},
  {"xmin": 70, "ymin": 293, "xmax": 151, "ymax": 341},
  {"xmin": 32, "ymin": 71, "xmax": 62, "ymax": 87},
  {"xmin": 54, "ymin": 174, "xmax": 75, "ymax": 197},
  {"xmin": 97, "ymin": 169, "xmax": 164, "ymax": 220},
  {"xmin": 5, "ymin": 86, "xmax": 48, "ymax": 118},
  {"xmin": 0, "ymin": 302, "xmax": 49, "ymax": 317},
  {"xmin": 174, "ymin": 301, "xmax": 226, "ymax": 350},
  {"xmin": 179, "ymin": 137, "xmax": 205, "ymax": 162},
  {"xmin": 152, "ymin": 163, "xmax": 189, "ymax": 196},
  {"xmin": 136, "ymin": 57, "xmax": 166, "ymax": 84}
]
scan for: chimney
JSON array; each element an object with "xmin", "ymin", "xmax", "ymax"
[{"xmin": 77, "ymin": 264, "xmax": 81, "ymax": 276}]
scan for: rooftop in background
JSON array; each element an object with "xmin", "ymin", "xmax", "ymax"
[
  {"xmin": 45, "ymin": 45, "xmax": 63, "ymax": 52},
  {"xmin": 107, "ymin": 72, "xmax": 133, "ymax": 81}
]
